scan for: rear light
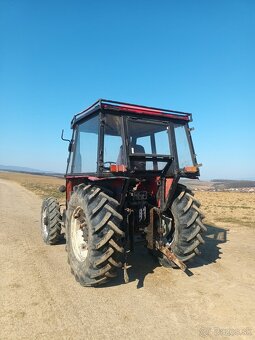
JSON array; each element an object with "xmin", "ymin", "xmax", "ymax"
[
  {"xmin": 110, "ymin": 164, "xmax": 127, "ymax": 172},
  {"xmin": 183, "ymin": 166, "xmax": 198, "ymax": 173}
]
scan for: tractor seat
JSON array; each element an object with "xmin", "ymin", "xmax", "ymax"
[
  {"xmin": 130, "ymin": 144, "xmax": 146, "ymax": 171},
  {"xmin": 117, "ymin": 144, "xmax": 146, "ymax": 170}
]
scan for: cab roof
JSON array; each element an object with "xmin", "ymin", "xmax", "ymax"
[{"xmin": 71, "ymin": 99, "xmax": 192, "ymax": 127}]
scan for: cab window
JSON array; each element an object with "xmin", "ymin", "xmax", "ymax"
[{"xmin": 71, "ymin": 115, "xmax": 99, "ymax": 173}]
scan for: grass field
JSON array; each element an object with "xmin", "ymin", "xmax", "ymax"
[
  {"xmin": 0, "ymin": 171, "xmax": 254, "ymax": 228},
  {"xmin": 195, "ymin": 191, "xmax": 255, "ymax": 228},
  {"xmin": 0, "ymin": 172, "xmax": 65, "ymax": 200}
]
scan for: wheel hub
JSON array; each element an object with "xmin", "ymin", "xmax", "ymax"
[
  {"xmin": 41, "ymin": 208, "xmax": 49, "ymax": 238},
  {"xmin": 70, "ymin": 206, "xmax": 88, "ymax": 262}
]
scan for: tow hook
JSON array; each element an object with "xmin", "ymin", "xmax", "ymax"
[{"xmin": 155, "ymin": 241, "xmax": 187, "ymax": 272}]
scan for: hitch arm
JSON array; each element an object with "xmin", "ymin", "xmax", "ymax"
[{"xmin": 155, "ymin": 241, "xmax": 187, "ymax": 272}]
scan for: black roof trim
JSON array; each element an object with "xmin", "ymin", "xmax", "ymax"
[{"xmin": 71, "ymin": 99, "xmax": 192, "ymax": 127}]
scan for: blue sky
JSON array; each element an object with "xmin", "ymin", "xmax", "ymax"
[{"xmin": 0, "ymin": 0, "xmax": 254, "ymax": 179}]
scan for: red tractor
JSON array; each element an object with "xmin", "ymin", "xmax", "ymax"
[{"xmin": 41, "ymin": 99, "xmax": 206, "ymax": 286}]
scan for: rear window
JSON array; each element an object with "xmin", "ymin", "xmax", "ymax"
[{"xmin": 174, "ymin": 124, "xmax": 194, "ymax": 168}]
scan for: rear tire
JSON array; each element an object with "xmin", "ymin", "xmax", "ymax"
[
  {"xmin": 159, "ymin": 184, "xmax": 206, "ymax": 267},
  {"xmin": 41, "ymin": 197, "xmax": 62, "ymax": 245},
  {"xmin": 66, "ymin": 184, "xmax": 124, "ymax": 287}
]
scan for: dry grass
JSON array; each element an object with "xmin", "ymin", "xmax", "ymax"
[
  {"xmin": 195, "ymin": 191, "xmax": 255, "ymax": 228},
  {"xmin": 1, "ymin": 171, "xmax": 254, "ymax": 228},
  {"xmin": 0, "ymin": 172, "xmax": 65, "ymax": 200}
]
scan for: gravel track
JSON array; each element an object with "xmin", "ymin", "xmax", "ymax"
[{"xmin": 0, "ymin": 179, "xmax": 254, "ymax": 339}]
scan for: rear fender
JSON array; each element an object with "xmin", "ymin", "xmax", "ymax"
[
  {"xmin": 159, "ymin": 177, "xmax": 179, "ymax": 211},
  {"xmin": 65, "ymin": 176, "xmax": 126, "ymax": 204}
]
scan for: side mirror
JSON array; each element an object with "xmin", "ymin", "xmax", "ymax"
[
  {"xmin": 61, "ymin": 130, "xmax": 73, "ymax": 153},
  {"xmin": 68, "ymin": 142, "xmax": 73, "ymax": 152},
  {"xmin": 59, "ymin": 185, "xmax": 66, "ymax": 193}
]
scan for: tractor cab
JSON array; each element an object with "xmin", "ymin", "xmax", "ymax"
[{"xmin": 66, "ymin": 99, "xmax": 199, "ymax": 179}]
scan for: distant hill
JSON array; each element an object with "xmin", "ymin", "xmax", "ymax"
[
  {"xmin": 0, "ymin": 164, "xmax": 45, "ymax": 173},
  {"xmin": 180, "ymin": 178, "xmax": 255, "ymax": 191},
  {"xmin": 0, "ymin": 164, "xmax": 64, "ymax": 177},
  {"xmin": 212, "ymin": 179, "xmax": 255, "ymax": 189}
]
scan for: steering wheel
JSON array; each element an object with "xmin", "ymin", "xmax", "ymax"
[{"xmin": 103, "ymin": 161, "xmax": 116, "ymax": 170}]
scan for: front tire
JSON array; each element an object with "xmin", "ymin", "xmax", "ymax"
[
  {"xmin": 66, "ymin": 184, "xmax": 124, "ymax": 287},
  {"xmin": 41, "ymin": 197, "xmax": 62, "ymax": 245}
]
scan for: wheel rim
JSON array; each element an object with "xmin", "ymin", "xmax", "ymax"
[
  {"xmin": 41, "ymin": 207, "xmax": 49, "ymax": 239},
  {"xmin": 70, "ymin": 206, "xmax": 88, "ymax": 262}
]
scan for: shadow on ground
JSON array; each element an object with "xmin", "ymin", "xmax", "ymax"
[
  {"xmin": 101, "ymin": 224, "xmax": 228, "ymax": 289},
  {"xmin": 101, "ymin": 244, "xmax": 159, "ymax": 289},
  {"xmin": 188, "ymin": 224, "xmax": 228, "ymax": 268}
]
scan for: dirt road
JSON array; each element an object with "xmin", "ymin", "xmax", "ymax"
[{"xmin": 0, "ymin": 179, "xmax": 254, "ymax": 339}]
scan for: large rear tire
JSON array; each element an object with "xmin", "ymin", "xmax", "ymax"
[
  {"xmin": 41, "ymin": 197, "xmax": 62, "ymax": 245},
  {"xmin": 66, "ymin": 184, "xmax": 124, "ymax": 287},
  {"xmin": 159, "ymin": 184, "xmax": 206, "ymax": 267}
]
